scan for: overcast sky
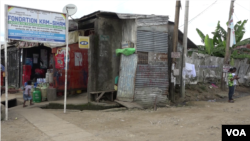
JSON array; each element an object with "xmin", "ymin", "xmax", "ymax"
[{"xmin": 1, "ymin": 0, "xmax": 250, "ymax": 45}]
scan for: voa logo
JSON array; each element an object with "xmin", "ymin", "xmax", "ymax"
[
  {"xmin": 80, "ymin": 41, "xmax": 88, "ymax": 45},
  {"xmin": 226, "ymin": 129, "xmax": 246, "ymax": 136}
]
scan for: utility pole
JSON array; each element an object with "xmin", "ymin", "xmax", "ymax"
[
  {"xmin": 221, "ymin": 0, "xmax": 235, "ymax": 90},
  {"xmin": 170, "ymin": 0, "xmax": 181, "ymax": 102},
  {"xmin": 180, "ymin": 0, "xmax": 189, "ymax": 98}
]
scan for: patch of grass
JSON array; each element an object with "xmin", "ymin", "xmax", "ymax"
[{"xmin": 199, "ymin": 85, "xmax": 207, "ymax": 92}]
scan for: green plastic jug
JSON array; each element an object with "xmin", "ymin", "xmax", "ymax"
[{"xmin": 32, "ymin": 88, "xmax": 42, "ymax": 103}]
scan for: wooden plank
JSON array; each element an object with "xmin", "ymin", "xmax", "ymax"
[
  {"xmin": 90, "ymin": 90, "xmax": 116, "ymax": 94},
  {"xmin": 96, "ymin": 92, "xmax": 105, "ymax": 102},
  {"xmin": 114, "ymin": 100, "xmax": 144, "ymax": 109},
  {"xmin": 111, "ymin": 92, "xmax": 113, "ymax": 102}
]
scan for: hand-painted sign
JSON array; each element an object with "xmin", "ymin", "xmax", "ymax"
[
  {"xmin": 6, "ymin": 5, "xmax": 67, "ymax": 43},
  {"xmin": 79, "ymin": 36, "xmax": 89, "ymax": 49},
  {"xmin": 171, "ymin": 52, "xmax": 180, "ymax": 58},
  {"xmin": 223, "ymin": 65, "xmax": 231, "ymax": 72}
]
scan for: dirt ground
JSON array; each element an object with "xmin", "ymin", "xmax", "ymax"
[
  {"xmin": 1, "ymin": 86, "xmax": 250, "ymax": 141},
  {"xmin": 1, "ymin": 111, "xmax": 53, "ymax": 141},
  {"xmin": 182, "ymin": 83, "xmax": 250, "ymax": 102}
]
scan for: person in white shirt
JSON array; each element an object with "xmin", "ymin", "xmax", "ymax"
[{"xmin": 23, "ymin": 81, "xmax": 34, "ymax": 107}]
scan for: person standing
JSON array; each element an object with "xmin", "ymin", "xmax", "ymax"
[
  {"xmin": 23, "ymin": 81, "xmax": 34, "ymax": 107},
  {"xmin": 228, "ymin": 68, "xmax": 239, "ymax": 103}
]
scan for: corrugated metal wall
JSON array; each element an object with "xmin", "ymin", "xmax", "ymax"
[
  {"xmin": 136, "ymin": 30, "xmax": 168, "ymax": 53},
  {"xmin": 134, "ymin": 30, "xmax": 169, "ymax": 108},
  {"xmin": 135, "ymin": 64, "xmax": 168, "ymax": 95}
]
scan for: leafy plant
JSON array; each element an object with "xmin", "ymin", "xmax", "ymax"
[{"xmin": 195, "ymin": 20, "xmax": 250, "ymax": 59}]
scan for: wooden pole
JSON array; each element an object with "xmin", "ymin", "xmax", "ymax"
[
  {"xmin": 180, "ymin": 0, "xmax": 189, "ymax": 98},
  {"xmin": 221, "ymin": 0, "xmax": 235, "ymax": 90},
  {"xmin": 173, "ymin": 1, "xmax": 181, "ymax": 56},
  {"xmin": 170, "ymin": 0, "xmax": 181, "ymax": 102}
]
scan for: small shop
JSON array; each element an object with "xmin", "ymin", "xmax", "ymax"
[{"xmin": 22, "ymin": 44, "xmax": 52, "ymax": 85}]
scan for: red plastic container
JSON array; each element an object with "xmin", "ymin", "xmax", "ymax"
[
  {"xmin": 23, "ymin": 65, "xmax": 32, "ymax": 76},
  {"xmin": 22, "ymin": 74, "xmax": 30, "ymax": 86},
  {"xmin": 53, "ymin": 43, "xmax": 88, "ymax": 91}
]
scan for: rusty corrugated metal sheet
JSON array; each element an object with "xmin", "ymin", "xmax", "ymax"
[
  {"xmin": 135, "ymin": 64, "xmax": 169, "ymax": 95},
  {"xmin": 136, "ymin": 30, "xmax": 168, "ymax": 53},
  {"xmin": 135, "ymin": 30, "xmax": 169, "ymax": 97},
  {"xmin": 148, "ymin": 52, "xmax": 168, "ymax": 64},
  {"xmin": 117, "ymin": 54, "xmax": 138, "ymax": 102}
]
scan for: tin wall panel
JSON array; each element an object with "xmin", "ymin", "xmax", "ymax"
[
  {"xmin": 148, "ymin": 52, "xmax": 168, "ymax": 65},
  {"xmin": 135, "ymin": 64, "xmax": 168, "ymax": 95},
  {"xmin": 136, "ymin": 30, "xmax": 168, "ymax": 53},
  {"xmin": 117, "ymin": 54, "xmax": 138, "ymax": 102}
]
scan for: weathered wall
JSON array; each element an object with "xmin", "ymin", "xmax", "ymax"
[
  {"xmin": 121, "ymin": 19, "xmax": 137, "ymax": 47},
  {"xmin": 185, "ymin": 53, "xmax": 250, "ymax": 85},
  {"xmin": 89, "ymin": 17, "xmax": 122, "ymax": 92},
  {"xmin": 134, "ymin": 22, "xmax": 169, "ymax": 108}
]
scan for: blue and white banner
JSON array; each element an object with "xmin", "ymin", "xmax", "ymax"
[{"xmin": 7, "ymin": 6, "xmax": 66, "ymax": 43}]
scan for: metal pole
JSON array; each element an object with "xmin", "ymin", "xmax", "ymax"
[
  {"xmin": 180, "ymin": 0, "xmax": 189, "ymax": 98},
  {"xmin": 64, "ymin": 13, "xmax": 69, "ymax": 113},
  {"xmin": 4, "ymin": 4, "xmax": 8, "ymax": 120},
  {"xmin": 221, "ymin": 0, "xmax": 235, "ymax": 90}
]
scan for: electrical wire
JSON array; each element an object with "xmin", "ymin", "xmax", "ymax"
[
  {"xmin": 234, "ymin": 12, "xmax": 239, "ymax": 21},
  {"xmin": 178, "ymin": 0, "xmax": 218, "ymax": 28},
  {"xmin": 235, "ymin": 2, "xmax": 250, "ymax": 12}
]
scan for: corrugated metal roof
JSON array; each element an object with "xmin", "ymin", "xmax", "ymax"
[{"xmin": 80, "ymin": 10, "xmax": 169, "ymax": 21}]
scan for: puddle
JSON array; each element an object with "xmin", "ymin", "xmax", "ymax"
[
  {"xmin": 1, "ymin": 99, "xmax": 17, "ymax": 108},
  {"xmin": 41, "ymin": 103, "xmax": 121, "ymax": 111}
]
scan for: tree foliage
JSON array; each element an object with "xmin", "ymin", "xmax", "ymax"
[{"xmin": 195, "ymin": 20, "xmax": 250, "ymax": 60}]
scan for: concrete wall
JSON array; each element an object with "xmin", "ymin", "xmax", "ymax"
[
  {"xmin": 185, "ymin": 53, "xmax": 250, "ymax": 85},
  {"xmin": 121, "ymin": 19, "xmax": 137, "ymax": 47},
  {"xmin": 88, "ymin": 17, "xmax": 122, "ymax": 93}
]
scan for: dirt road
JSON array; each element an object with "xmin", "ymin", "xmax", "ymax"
[
  {"xmin": 50, "ymin": 95, "xmax": 250, "ymax": 141},
  {"xmin": 2, "ymin": 93, "xmax": 250, "ymax": 141}
]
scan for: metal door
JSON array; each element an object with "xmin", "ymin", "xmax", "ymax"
[{"xmin": 7, "ymin": 47, "xmax": 20, "ymax": 88}]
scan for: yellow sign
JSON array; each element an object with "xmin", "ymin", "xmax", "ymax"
[{"xmin": 79, "ymin": 36, "xmax": 89, "ymax": 49}]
